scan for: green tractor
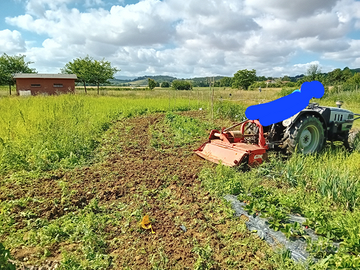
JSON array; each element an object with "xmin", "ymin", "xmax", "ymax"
[{"xmin": 196, "ymin": 102, "xmax": 360, "ymax": 167}]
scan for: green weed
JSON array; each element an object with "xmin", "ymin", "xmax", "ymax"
[
  {"xmin": 150, "ymin": 247, "xmax": 170, "ymax": 270},
  {"xmin": 164, "ymin": 112, "xmax": 213, "ymax": 146},
  {"xmin": 192, "ymin": 245, "xmax": 216, "ymax": 270},
  {"xmin": 150, "ymin": 112, "xmax": 215, "ymax": 150},
  {"xmin": 0, "ymin": 243, "xmax": 15, "ymax": 270},
  {"xmin": 199, "ymin": 164, "xmax": 244, "ymax": 196},
  {"xmin": 278, "ymin": 87, "xmax": 298, "ymax": 97},
  {"xmin": 213, "ymin": 101, "xmax": 246, "ymax": 121},
  {"xmin": 1, "ymin": 199, "xmax": 132, "ymax": 269},
  {"xmin": 306, "ymin": 237, "xmax": 338, "ymax": 259},
  {"xmin": 0, "ymin": 95, "xmax": 205, "ymax": 175}
]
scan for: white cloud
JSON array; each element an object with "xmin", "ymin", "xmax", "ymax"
[
  {"xmin": 255, "ymin": 12, "xmax": 348, "ymax": 40},
  {"xmin": 241, "ymin": 35, "xmax": 295, "ymax": 63},
  {"xmin": 0, "ymin": 29, "xmax": 26, "ymax": 54},
  {"xmin": 323, "ymin": 40, "xmax": 360, "ymax": 63},
  {"xmin": 334, "ymin": 0, "xmax": 360, "ymax": 24},
  {"xmin": 298, "ymin": 37, "xmax": 350, "ymax": 52},
  {"xmin": 293, "ymin": 61, "xmax": 320, "ymax": 69},
  {"xmin": 6, "ymin": 0, "xmax": 175, "ymax": 46},
  {"xmin": 245, "ymin": 0, "xmax": 338, "ymax": 20},
  {"xmin": 2, "ymin": 0, "xmax": 360, "ymax": 77}
]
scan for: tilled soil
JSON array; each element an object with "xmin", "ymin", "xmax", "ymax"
[{"xmin": 1, "ymin": 111, "xmax": 278, "ymax": 269}]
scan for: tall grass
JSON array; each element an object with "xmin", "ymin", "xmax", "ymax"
[
  {"xmin": 0, "ymin": 95, "xmax": 204, "ymax": 175},
  {"xmin": 282, "ymin": 150, "xmax": 360, "ymax": 210}
]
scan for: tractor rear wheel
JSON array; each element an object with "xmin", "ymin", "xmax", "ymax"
[{"xmin": 283, "ymin": 114, "xmax": 325, "ymax": 154}]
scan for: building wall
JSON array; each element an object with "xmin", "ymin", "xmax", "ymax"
[{"xmin": 16, "ymin": 78, "xmax": 76, "ymax": 95}]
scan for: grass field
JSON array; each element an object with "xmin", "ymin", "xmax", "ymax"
[
  {"xmin": 0, "ymin": 94, "xmax": 204, "ymax": 175},
  {"xmin": 1, "ymin": 85, "xmax": 360, "ymax": 269}
]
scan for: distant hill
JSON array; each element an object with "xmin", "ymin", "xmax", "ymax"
[
  {"xmin": 115, "ymin": 75, "xmax": 137, "ymax": 80},
  {"xmin": 110, "ymin": 75, "xmax": 177, "ymax": 86},
  {"xmin": 133, "ymin": 75, "xmax": 177, "ymax": 82},
  {"xmin": 350, "ymin": 68, "xmax": 360, "ymax": 74},
  {"xmin": 107, "ymin": 68, "xmax": 360, "ymax": 86}
]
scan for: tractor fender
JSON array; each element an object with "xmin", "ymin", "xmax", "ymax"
[{"xmin": 282, "ymin": 109, "xmax": 327, "ymax": 131}]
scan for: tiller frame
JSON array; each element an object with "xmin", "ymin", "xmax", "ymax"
[{"xmin": 195, "ymin": 120, "xmax": 268, "ymax": 167}]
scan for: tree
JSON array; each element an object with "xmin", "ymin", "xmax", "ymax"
[
  {"xmin": 342, "ymin": 67, "xmax": 353, "ymax": 81},
  {"xmin": 62, "ymin": 56, "xmax": 92, "ymax": 93},
  {"xmin": 327, "ymin": 67, "xmax": 353, "ymax": 85},
  {"xmin": 148, "ymin": 78, "xmax": 156, "ymax": 90},
  {"xmin": 161, "ymin": 81, "xmax": 170, "ymax": 88},
  {"xmin": 345, "ymin": 73, "xmax": 360, "ymax": 85},
  {"xmin": 232, "ymin": 69, "xmax": 256, "ymax": 90},
  {"xmin": 62, "ymin": 56, "xmax": 119, "ymax": 94},
  {"xmin": 88, "ymin": 58, "xmax": 120, "ymax": 94},
  {"xmin": 327, "ymin": 68, "xmax": 343, "ymax": 85},
  {"xmin": 306, "ymin": 64, "xmax": 322, "ymax": 81},
  {"xmin": 220, "ymin": 77, "xmax": 233, "ymax": 87},
  {"xmin": 0, "ymin": 53, "xmax": 36, "ymax": 95},
  {"xmin": 214, "ymin": 81, "xmax": 220, "ymax": 87},
  {"xmin": 282, "ymin": 75, "xmax": 291, "ymax": 81},
  {"xmin": 172, "ymin": 80, "xmax": 192, "ymax": 90},
  {"xmin": 256, "ymin": 76, "xmax": 267, "ymax": 81}
]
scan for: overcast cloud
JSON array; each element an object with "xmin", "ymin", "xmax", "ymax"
[{"xmin": 1, "ymin": 0, "xmax": 360, "ymax": 78}]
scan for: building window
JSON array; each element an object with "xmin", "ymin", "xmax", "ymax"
[
  {"xmin": 53, "ymin": 84, "xmax": 63, "ymax": 88},
  {"xmin": 31, "ymin": 84, "xmax": 41, "ymax": 87}
]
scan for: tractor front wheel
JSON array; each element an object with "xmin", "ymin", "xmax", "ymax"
[
  {"xmin": 283, "ymin": 115, "xmax": 325, "ymax": 154},
  {"xmin": 346, "ymin": 129, "xmax": 360, "ymax": 152}
]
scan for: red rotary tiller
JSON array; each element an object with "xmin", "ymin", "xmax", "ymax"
[{"xmin": 195, "ymin": 120, "xmax": 268, "ymax": 167}]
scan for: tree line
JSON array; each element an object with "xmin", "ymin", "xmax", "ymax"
[
  {"xmin": 1, "ymin": 53, "xmax": 360, "ymax": 93},
  {"xmin": 193, "ymin": 65, "xmax": 360, "ymax": 91},
  {"xmin": 0, "ymin": 53, "xmax": 193, "ymax": 92},
  {"xmin": 0, "ymin": 54, "xmax": 119, "ymax": 95}
]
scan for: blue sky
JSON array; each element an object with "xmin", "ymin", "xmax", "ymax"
[{"xmin": 1, "ymin": 0, "xmax": 360, "ymax": 78}]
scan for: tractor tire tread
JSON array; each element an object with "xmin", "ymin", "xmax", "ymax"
[
  {"xmin": 347, "ymin": 129, "xmax": 360, "ymax": 151},
  {"xmin": 282, "ymin": 114, "xmax": 325, "ymax": 154}
]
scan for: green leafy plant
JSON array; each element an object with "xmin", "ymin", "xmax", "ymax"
[
  {"xmin": 150, "ymin": 112, "xmax": 215, "ymax": 150},
  {"xmin": 0, "ymin": 243, "xmax": 15, "ymax": 270},
  {"xmin": 214, "ymin": 101, "xmax": 246, "ymax": 121},
  {"xmin": 244, "ymin": 201, "xmax": 257, "ymax": 215},
  {"xmin": 330, "ymin": 253, "xmax": 360, "ymax": 269},
  {"xmin": 306, "ymin": 237, "xmax": 338, "ymax": 259},
  {"xmin": 266, "ymin": 206, "xmax": 288, "ymax": 231},
  {"xmin": 200, "ymin": 164, "xmax": 245, "ymax": 196},
  {"xmin": 192, "ymin": 245, "xmax": 216, "ymax": 270},
  {"xmin": 281, "ymin": 222, "xmax": 306, "ymax": 240},
  {"xmin": 252, "ymin": 186, "xmax": 270, "ymax": 198}
]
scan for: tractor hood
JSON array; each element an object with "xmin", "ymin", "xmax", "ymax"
[{"xmin": 282, "ymin": 104, "xmax": 354, "ymax": 128}]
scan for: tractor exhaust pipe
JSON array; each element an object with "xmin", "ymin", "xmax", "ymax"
[{"xmin": 336, "ymin": 100, "xmax": 343, "ymax": 108}]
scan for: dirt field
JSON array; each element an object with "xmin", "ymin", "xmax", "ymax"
[{"xmin": 1, "ymin": 111, "xmax": 288, "ymax": 269}]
